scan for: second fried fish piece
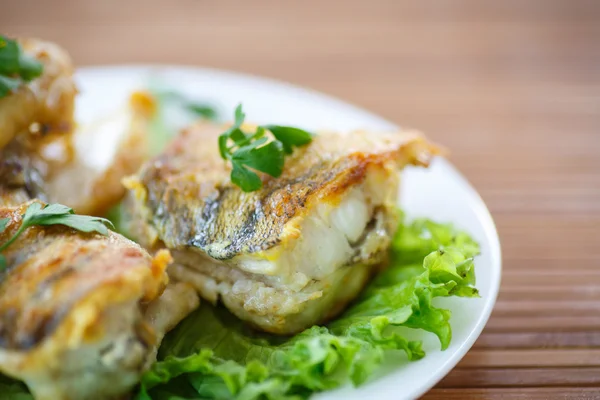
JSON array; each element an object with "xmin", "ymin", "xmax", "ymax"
[
  {"xmin": 43, "ymin": 91, "xmax": 156, "ymax": 215},
  {"xmin": 125, "ymin": 123, "xmax": 439, "ymax": 334},
  {"xmin": 0, "ymin": 91, "xmax": 156, "ymax": 215},
  {"xmin": 0, "ymin": 200, "xmax": 199, "ymax": 400}
]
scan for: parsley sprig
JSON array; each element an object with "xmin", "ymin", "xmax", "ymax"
[
  {"xmin": 0, "ymin": 35, "xmax": 44, "ymax": 98},
  {"xmin": 0, "ymin": 203, "xmax": 114, "ymax": 269},
  {"xmin": 218, "ymin": 105, "xmax": 313, "ymax": 192}
]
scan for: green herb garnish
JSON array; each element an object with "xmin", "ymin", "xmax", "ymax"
[
  {"xmin": 0, "ymin": 203, "xmax": 114, "ymax": 269},
  {"xmin": 154, "ymin": 89, "xmax": 219, "ymax": 120},
  {"xmin": 0, "ymin": 35, "xmax": 43, "ymax": 98},
  {"xmin": 218, "ymin": 105, "xmax": 313, "ymax": 192}
]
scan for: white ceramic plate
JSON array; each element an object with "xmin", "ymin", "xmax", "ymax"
[{"xmin": 75, "ymin": 66, "xmax": 502, "ymax": 400}]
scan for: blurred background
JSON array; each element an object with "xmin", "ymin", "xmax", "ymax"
[{"xmin": 3, "ymin": 1, "xmax": 599, "ymax": 398}]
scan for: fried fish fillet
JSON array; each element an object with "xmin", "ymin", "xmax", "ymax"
[
  {"xmin": 0, "ymin": 36, "xmax": 152, "ymax": 216},
  {"xmin": 0, "ymin": 38, "xmax": 76, "ymax": 151},
  {"xmin": 0, "ymin": 91, "xmax": 155, "ymax": 215},
  {"xmin": 43, "ymin": 91, "xmax": 156, "ymax": 215},
  {"xmin": 0, "ymin": 200, "xmax": 199, "ymax": 400},
  {"xmin": 124, "ymin": 122, "xmax": 439, "ymax": 334}
]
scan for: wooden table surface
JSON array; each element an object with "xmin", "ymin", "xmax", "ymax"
[{"xmin": 3, "ymin": 1, "xmax": 600, "ymax": 399}]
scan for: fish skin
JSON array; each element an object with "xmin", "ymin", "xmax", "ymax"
[
  {"xmin": 127, "ymin": 122, "xmax": 440, "ymax": 260},
  {"xmin": 0, "ymin": 200, "xmax": 180, "ymax": 400},
  {"xmin": 0, "ymin": 200, "xmax": 168, "ymax": 351}
]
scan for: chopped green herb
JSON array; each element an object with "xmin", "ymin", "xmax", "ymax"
[
  {"xmin": 263, "ymin": 125, "xmax": 313, "ymax": 155},
  {"xmin": 218, "ymin": 105, "xmax": 313, "ymax": 192},
  {"xmin": 0, "ymin": 35, "xmax": 43, "ymax": 98},
  {"xmin": 0, "ymin": 202, "xmax": 114, "ymax": 270}
]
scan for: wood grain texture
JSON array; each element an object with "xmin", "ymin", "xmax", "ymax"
[
  {"xmin": 2, "ymin": 0, "xmax": 599, "ymax": 399},
  {"xmin": 425, "ymin": 388, "xmax": 600, "ymax": 400},
  {"xmin": 438, "ymin": 367, "xmax": 600, "ymax": 387}
]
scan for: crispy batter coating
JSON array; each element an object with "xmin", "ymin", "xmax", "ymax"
[
  {"xmin": 127, "ymin": 122, "xmax": 439, "ymax": 258},
  {"xmin": 0, "ymin": 200, "xmax": 174, "ymax": 399},
  {"xmin": 0, "ymin": 38, "xmax": 76, "ymax": 151},
  {"xmin": 124, "ymin": 123, "xmax": 439, "ymax": 334}
]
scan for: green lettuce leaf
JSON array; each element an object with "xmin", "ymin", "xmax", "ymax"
[
  {"xmin": 136, "ymin": 216, "xmax": 480, "ymax": 399},
  {"xmin": 0, "ymin": 215, "xmax": 479, "ymax": 398},
  {"xmin": 0, "ymin": 374, "xmax": 32, "ymax": 400}
]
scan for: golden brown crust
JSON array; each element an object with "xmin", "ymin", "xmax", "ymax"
[
  {"xmin": 124, "ymin": 123, "xmax": 440, "ymax": 335},
  {"xmin": 0, "ymin": 38, "xmax": 77, "ymax": 151},
  {"xmin": 0, "ymin": 200, "xmax": 168, "ymax": 350},
  {"xmin": 126, "ymin": 123, "xmax": 441, "ymax": 259},
  {"xmin": 0, "ymin": 200, "xmax": 174, "ymax": 399}
]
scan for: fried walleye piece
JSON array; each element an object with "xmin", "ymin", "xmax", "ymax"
[
  {"xmin": 0, "ymin": 37, "xmax": 154, "ymax": 216},
  {"xmin": 43, "ymin": 91, "xmax": 156, "ymax": 215},
  {"xmin": 0, "ymin": 201, "xmax": 199, "ymax": 400},
  {"xmin": 0, "ymin": 91, "xmax": 156, "ymax": 215},
  {"xmin": 0, "ymin": 38, "xmax": 77, "ymax": 150},
  {"xmin": 124, "ymin": 122, "xmax": 440, "ymax": 334}
]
